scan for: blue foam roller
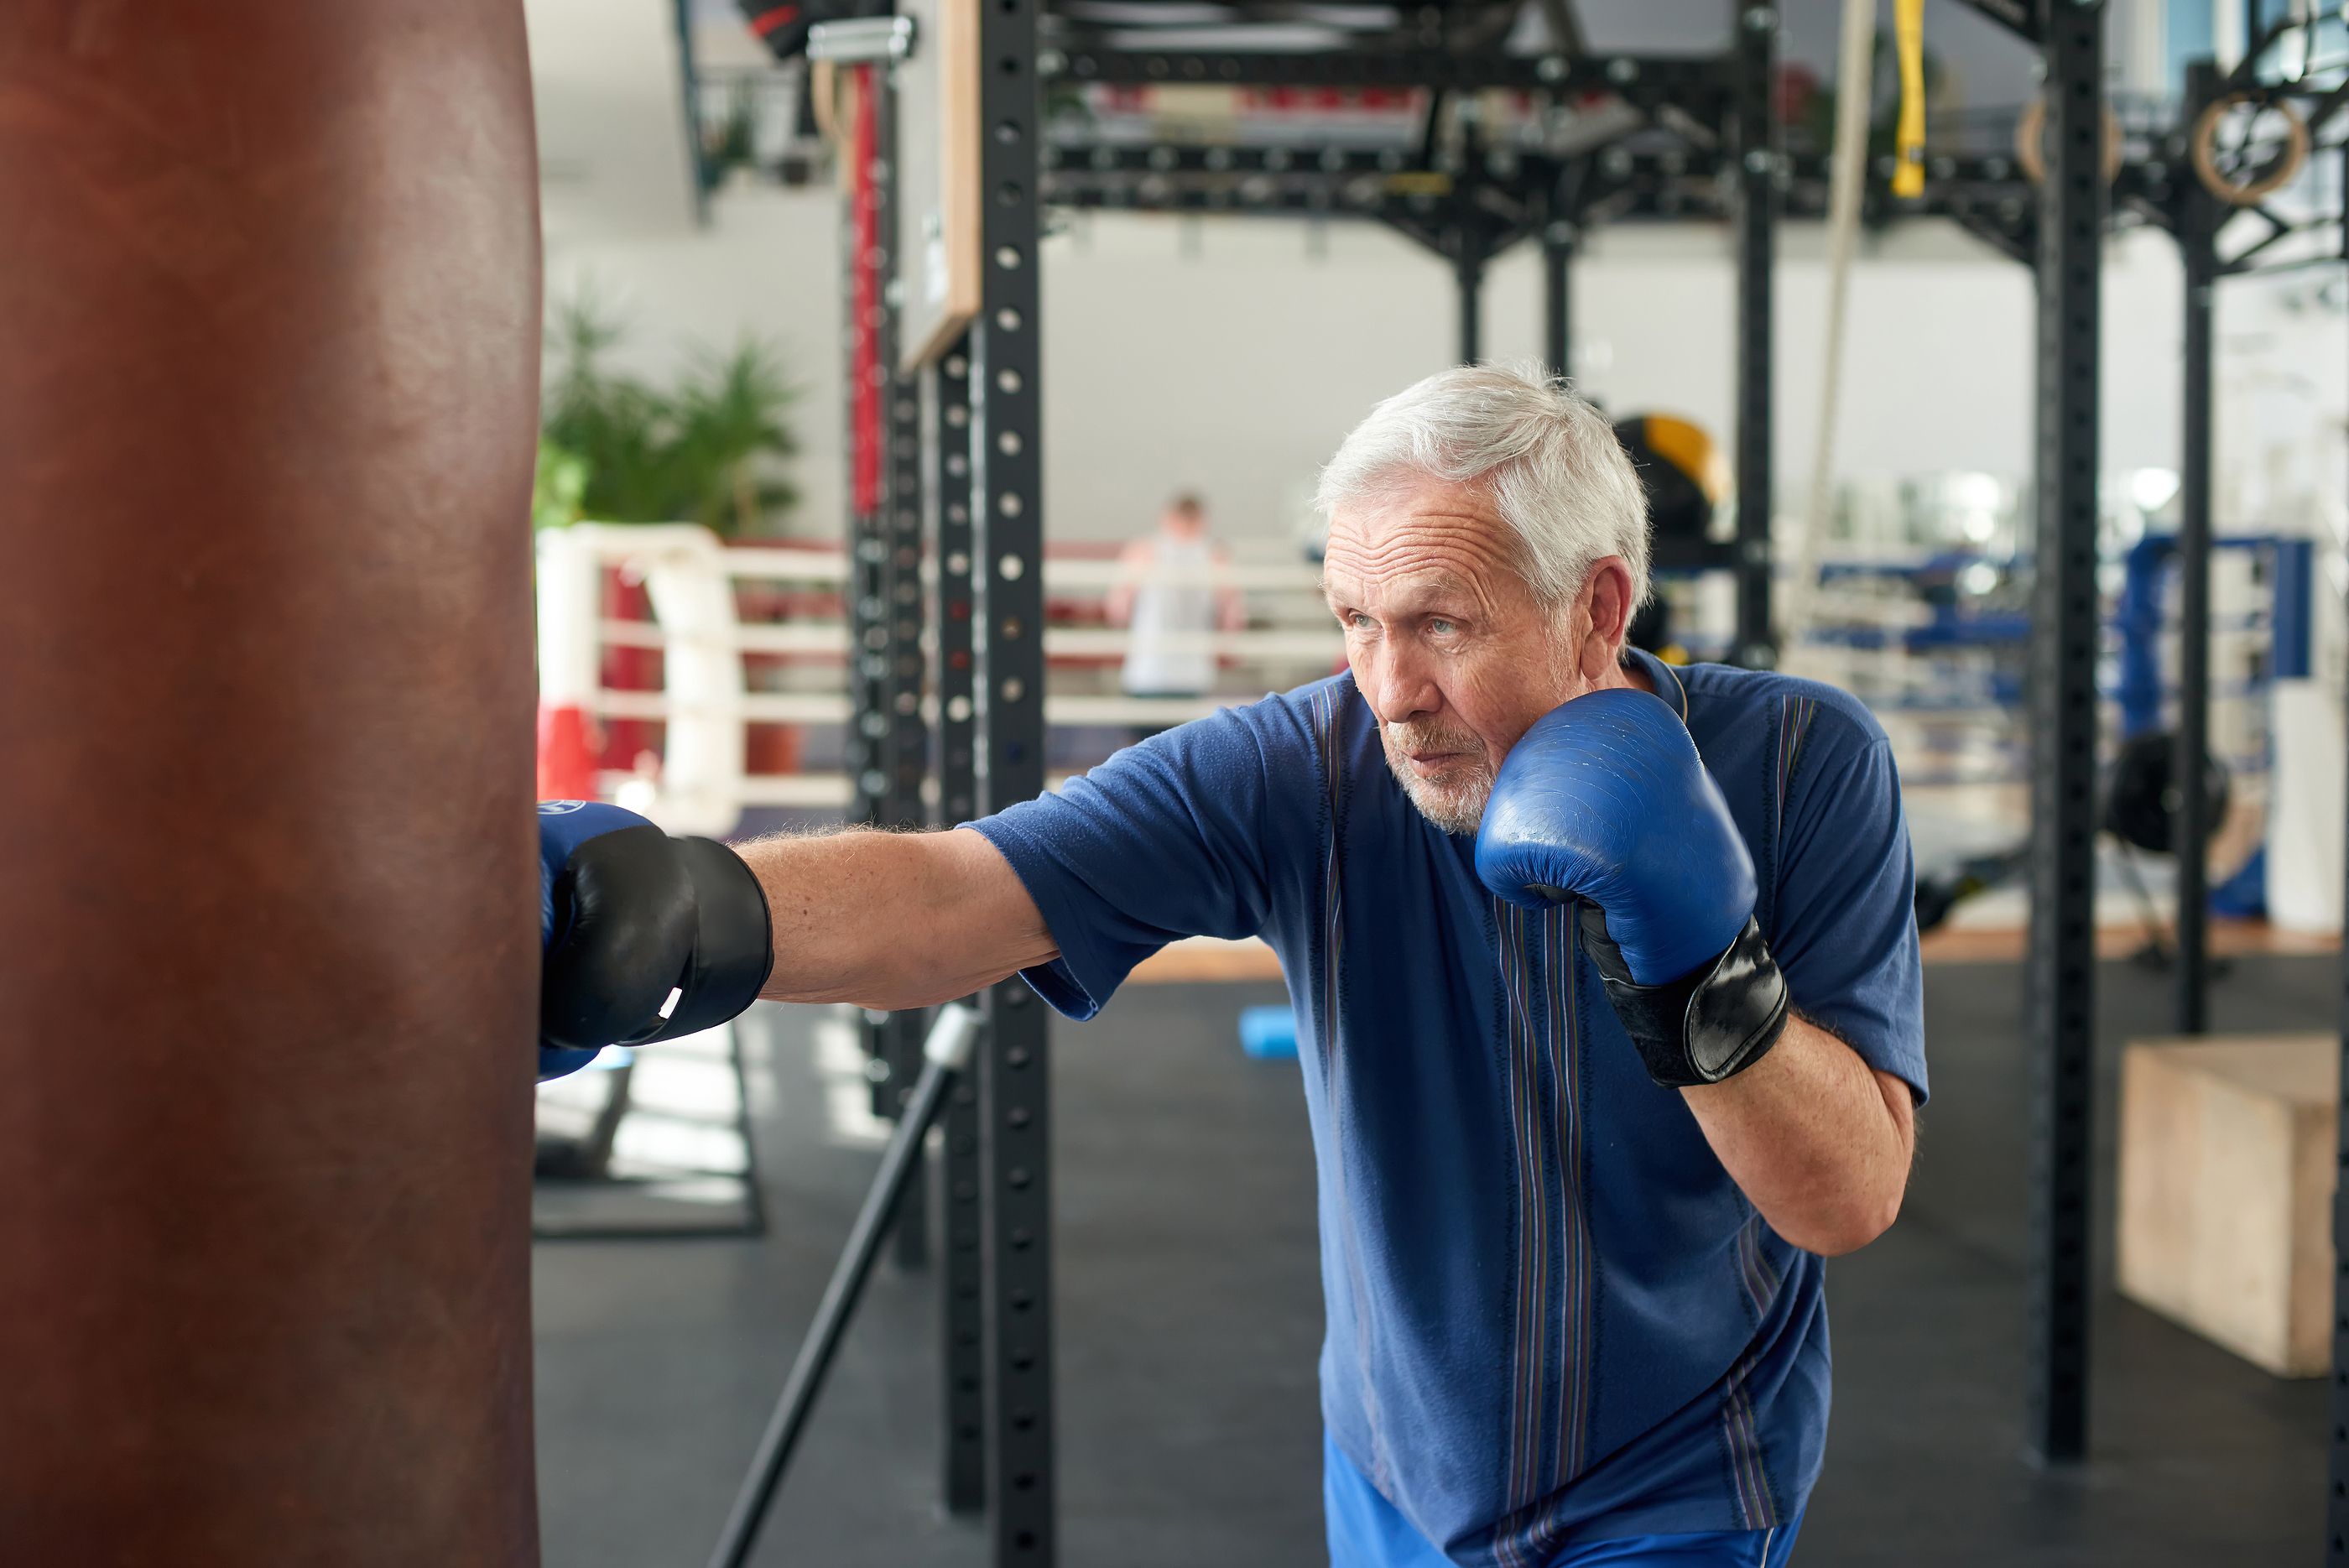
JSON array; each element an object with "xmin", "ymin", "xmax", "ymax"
[{"xmin": 1239, "ymin": 1005, "xmax": 1299, "ymax": 1060}]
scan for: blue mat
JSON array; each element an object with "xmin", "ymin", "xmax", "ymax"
[{"xmin": 1238, "ymin": 1005, "xmax": 1298, "ymax": 1060}]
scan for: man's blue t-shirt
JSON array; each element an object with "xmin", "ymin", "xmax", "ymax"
[{"xmin": 969, "ymin": 649, "xmax": 1925, "ymax": 1565}]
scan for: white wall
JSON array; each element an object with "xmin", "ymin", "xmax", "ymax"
[
  {"xmin": 1035, "ymin": 212, "xmax": 2072, "ymax": 544},
  {"xmin": 541, "ymin": 180, "xmax": 2346, "ymax": 549},
  {"xmin": 526, "ymin": 0, "xmax": 701, "ymax": 247},
  {"xmin": 544, "ymin": 181, "xmax": 847, "ymax": 532}
]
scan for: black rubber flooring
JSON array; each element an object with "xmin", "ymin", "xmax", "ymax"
[{"xmin": 534, "ymin": 955, "xmax": 2332, "ymax": 1566}]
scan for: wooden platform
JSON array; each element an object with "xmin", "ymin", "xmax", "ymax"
[
  {"xmin": 2117, "ymin": 1033, "xmax": 2337, "ymax": 1377},
  {"xmin": 1127, "ymin": 921, "xmax": 2341, "ymax": 985},
  {"xmin": 1918, "ymin": 918, "xmax": 2338, "ymax": 965}
]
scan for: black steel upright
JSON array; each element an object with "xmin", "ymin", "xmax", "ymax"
[
  {"xmin": 1542, "ymin": 210, "xmax": 1574, "ymax": 379},
  {"xmin": 878, "ymin": 55, "xmax": 929, "ymax": 845},
  {"xmin": 1730, "ymin": 2, "xmax": 1778, "ymax": 667},
  {"xmin": 2173, "ymin": 62, "xmax": 2221, "ymax": 1036},
  {"xmin": 842, "ymin": 65, "xmax": 931, "ymax": 1259},
  {"xmin": 1457, "ymin": 249, "xmax": 1484, "ymax": 364},
  {"xmin": 929, "ymin": 339, "xmax": 987, "ymax": 1514},
  {"xmin": 845, "ymin": 60, "xmax": 888, "ymax": 844},
  {"xmin": 879, "ymin": 65, "xmax": 933, "ymax": 1267},
  {"xmin": 671, "ymin": 0, "xmax": 711, "ymax": 223},
  {"xmin": 1454, "ymin": 115, "xmax": 1485, "ymax": 364},
  {"xmin": 970, "ymin": 1, "xmax": 1055, "ymax": 1559},
  {"xmin": 843, "ymin": 63, "xmax": 912, "ymax": 1134},
  {"xmin": 2023, "ymin": 0, "xmax": 2105, "ymax": 1466}
]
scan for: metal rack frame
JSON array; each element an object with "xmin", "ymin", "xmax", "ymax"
[
  {"xmin": 861, "ymin": 63, "xmax": 936, "ymax": 1265},
  {"xmin": 966, "ymin": 3, "xmax": 1055, "ymax": 1556},
  {"xmin": 1034, "ymin": 20, "xmax": 1779, "ymax": 660},
  {"xmin": 2142, "ymin": 35, "xmax": 2349, "ymax": 1037},
  {"xmin": 2018, "ymin": 0, "xmax": 2102, "ymax": 1467}
]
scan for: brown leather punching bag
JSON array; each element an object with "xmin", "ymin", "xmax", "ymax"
[{"xmin": 0, "ymin": 4, "xmax": 543, "ymax": 1563}]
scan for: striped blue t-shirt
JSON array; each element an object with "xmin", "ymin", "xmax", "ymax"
[{"xmin": 970, "ymin": 649, "xmax": 1926, "ymax": 1565}]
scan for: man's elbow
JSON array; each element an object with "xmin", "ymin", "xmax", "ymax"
[{"xmin": 1780, "ymin": 1187, "xmax": 1904, "ymax": 1258}]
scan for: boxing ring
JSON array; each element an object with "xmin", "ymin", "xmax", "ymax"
[{"xmin": 534, "ymin": 521, "xmax": 1346, "ymax": 833}]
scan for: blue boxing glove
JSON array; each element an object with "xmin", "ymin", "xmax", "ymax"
[
  {"xmin": 537, "ymin": 800, "xmax": 775, "ymax": 1081},
  {"xmin": 1474, "ymin": 689, "xmax": 1788, "ymax": 1087}
]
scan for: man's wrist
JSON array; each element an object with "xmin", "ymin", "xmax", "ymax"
[
  {"xmin": 647, "ymin": 836, "xmax": 775, "ymax": 1044},
  {"xmin": 1579, "ymin": 910, "xmax": 1789, "ymax": 1088}
]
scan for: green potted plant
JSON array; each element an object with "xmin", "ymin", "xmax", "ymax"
[{"xmin": 534, "ymin": 293, "xmax": 799, "ymax": 539}]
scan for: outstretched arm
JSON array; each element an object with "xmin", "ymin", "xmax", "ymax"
[
  {"xmin": 740, "ymin": 826, "xmax": 1056, "ymax": 1011},
  {"xmin": 542, "ymin": 703, "xmax": 1289, "ymax": 1066}
]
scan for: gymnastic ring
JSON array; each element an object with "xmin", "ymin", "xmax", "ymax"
[
  {"xmin": 2191, "ymin": 91, "xmax": 2311, "ymax": 206},
  {"xmin": 2013, "ymin": 96, "xmax": 2123, "ymax": 186}
]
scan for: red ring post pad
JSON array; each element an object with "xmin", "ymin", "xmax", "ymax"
[{"xmin": 0, "ymin": 6, "xmax": 544, "ymax": 1563}]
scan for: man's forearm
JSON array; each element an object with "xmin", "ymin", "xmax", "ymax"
[
  {"xmin": 1680, "ymin": 1017, "xmax": 1915, "ymax": 1257},
  {"xmin": 737, "ymin": 826, "xmax": 1058, "ymax": 1010}
]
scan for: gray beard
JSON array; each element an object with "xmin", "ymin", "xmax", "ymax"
[{"xmin": 1381, "ymin": 738, "xmax": 1496, "ymax": 836}]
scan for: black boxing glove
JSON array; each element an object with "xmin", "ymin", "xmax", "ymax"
[{"xmin": 537, "ymin": 801, "xmax": 774, "ymax": 1079}]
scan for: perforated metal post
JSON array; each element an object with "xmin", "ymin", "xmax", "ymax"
[
  {"xmin": 841, "ymin": 63, "xmax": 910, "ymax": 1141},
  {"xmin": 930, "ymin": 337, "xmax": 987, "ymax": 1514},
  {"xmin": 846, "ymin": 63, "xmax": 888, "ymax": 851},
  {"xmin": 840, "ymin": 66, "xmax": 932, "ymax": 1256},
  {"xmin": 2024, "ymin": 0, "xmax": 2105, "ymax": 1466},
  {"xmin": 971, "ymin": 1, "xmax": 1055, "ymax": 1558},
  {"xmin": 933, "ymin": 345, "xmax": 979, "ymax": 836},
  {"xmin": 1731, "ymin": 3, "xmax": 1778, "ymax": 667},
  {"xmin": 2172, "ymin": 61, "xmax": 2219, "ymax": 1036},
  {"xmin": 878, "ymin": 95, "xmax": 928, "ymax": 857},
  {"xmin": 874, "ymin": 64, "xmax": 932, "ymax": 1267}
]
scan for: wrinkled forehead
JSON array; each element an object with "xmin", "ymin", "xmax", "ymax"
[{"xmin": 1320, "ymin": 480, "xmax": 1525, "ymax": 606}]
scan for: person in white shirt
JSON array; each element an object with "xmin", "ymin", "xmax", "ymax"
[{"xmin": 1105, "ymin": 492, "xmax": 1244, "ymax": 740}]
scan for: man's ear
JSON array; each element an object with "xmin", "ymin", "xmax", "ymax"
[{"xmin": 1576, "ymin": 557, "xmax": 1636, "ymax": 680}]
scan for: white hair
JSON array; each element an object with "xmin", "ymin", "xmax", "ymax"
[{"xmin": 1313, "ymin": 362, "xmax": 1650, "ymax": 612}]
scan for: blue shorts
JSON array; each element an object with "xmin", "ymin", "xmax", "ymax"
[{"xmin": 1324, "ymin": 1435, "xmax": 1805, "ymax": 1567}]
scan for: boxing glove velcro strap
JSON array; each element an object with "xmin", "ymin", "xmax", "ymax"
[
  {"xmin": 1576, "ymin": 909, "xmax": 1789, "ymax": 1088},
  {"xmin": 647, "ymin": 836, "xmax": 777, "ymax": 1044}
]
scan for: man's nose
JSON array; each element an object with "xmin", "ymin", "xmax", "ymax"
[{"xmin": 1364, "ymin": 642, "xmax": 1439, "ymax": 726}]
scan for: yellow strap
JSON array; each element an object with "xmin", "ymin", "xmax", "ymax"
[{"xmin": 1892, "ymin": 0, "xmax": 1926, "ymax": 198}]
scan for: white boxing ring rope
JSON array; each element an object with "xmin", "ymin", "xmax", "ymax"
[{"xmin": 536, "ymin": 524, "xmax": 1342, "ymax": 836}]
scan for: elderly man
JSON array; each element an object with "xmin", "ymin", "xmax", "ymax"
[{"xmin": 540, "ymin": 364, "xmax": 1925, "ymax": 1567}]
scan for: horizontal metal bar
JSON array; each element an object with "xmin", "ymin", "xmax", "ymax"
[
  {"xmin": 633, "ymin": 770, "xmax": 1081, "ymax": 812},
  {"xmin": 806, "ymin": 15, "xmax": 914, "ymax": 63},
  {"xmin": 732, "ymin": 549, "xmax": 855, "ymax": 580},
  {"xmin": 591, "ymin": 690, "xmax": 1237, "ymax": 727},
  {"xmin": 596, "ymin": 617, "xmax": 1346, "ymax": 661},
  {"xmin": 1047, "ymin": 48, "xmax": 1723, "ymax": 94},
  {"xmin": 571, "ymin": 540, "xmax": 1324, "ymax": 593},
  {"xmin": 1950, "ymin": 0, "xmax": 2039, "ymax": 44},
  {"xmin": 1039, "ymin": 143, "xmax": 2178, "ymax": 216}
]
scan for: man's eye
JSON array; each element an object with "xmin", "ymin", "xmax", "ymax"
[
  {"xmin": 1428, "ymin": 618, "xmax": 1457, "ymax": 635},
  {"xmin": 1346, "ymin": 612, "xmax": 1375, "ymax": 631}
]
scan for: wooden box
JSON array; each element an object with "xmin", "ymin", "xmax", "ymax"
[{"xmin": 2117, "ymin": 1033, "xmax": 2336, "ymax": 1377}]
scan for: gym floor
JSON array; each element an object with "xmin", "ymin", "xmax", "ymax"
[{"xmin": 534, "ymin": 956, "xmax": 2328, "ymax": 1567}]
